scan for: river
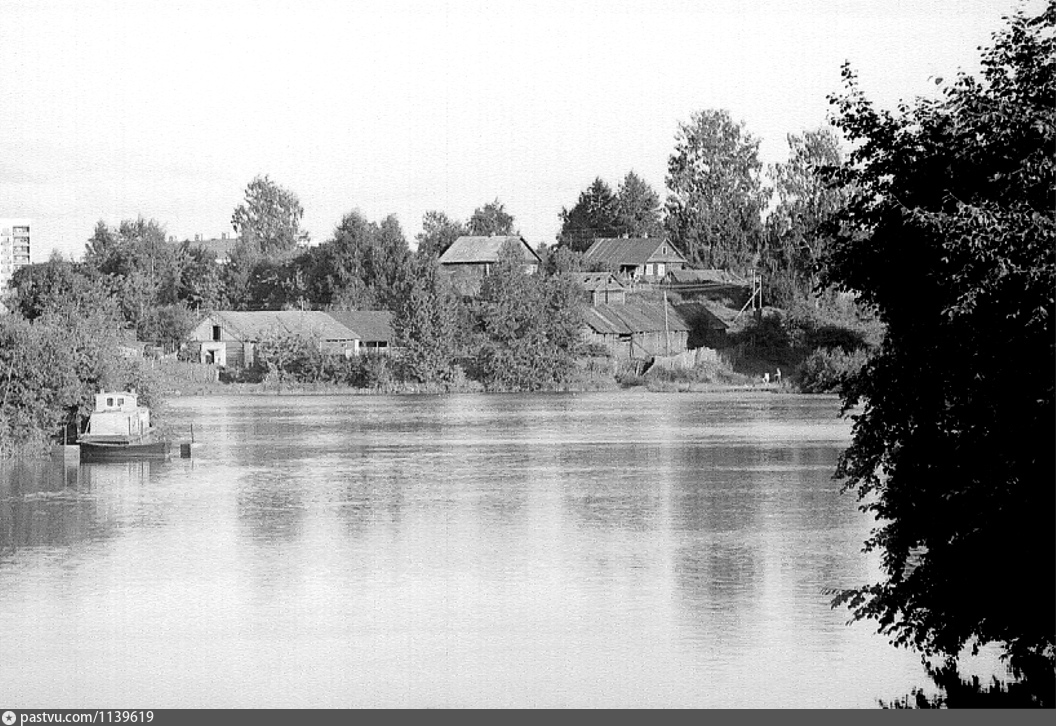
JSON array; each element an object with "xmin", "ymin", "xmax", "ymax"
[{"xmin": 0, "ymin": 391, "xmax": 942, "ymax": 707}]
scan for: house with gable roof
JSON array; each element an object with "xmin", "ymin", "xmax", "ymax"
[
  {"xmin": 188, "ymin": 310, "xmax": 361, "ymax": 368},
  {"xmin": 437, "ymin": 235, "xmax": 541, "ymax": 296},
  {"xmin": 583, "ymin": 237, "xmax": 688, "ymax": 282}
]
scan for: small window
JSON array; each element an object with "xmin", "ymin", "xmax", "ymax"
[
  {"xmin": 662, "ymin": 246, "xmax": 667, "ymax": 254},
  {"xmin": 212, "ymin": 325, "xmax": 222, "ymax": 341},
  {"xmin": 106, "ymin": 397, "xmax": 114, "ymax": 407},
  {"xmin": 117, "ymin": 398, "xmax": 125, "ymax": 406}
]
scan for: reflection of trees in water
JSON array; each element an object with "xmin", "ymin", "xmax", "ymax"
[
  {"xmin": 675, "ymin": 539, "xmax": 761, "ymax": 645},
  {"xmin": 0, "ymin": 460, "xmax": 156, "ymax": 551},
  {"xmin": 559, "ymin": 445, "xmax": 662, "ymax": 533},
  {"xmin": 236, "ymin": 468, "xmax": 306, "ymax": 544}
]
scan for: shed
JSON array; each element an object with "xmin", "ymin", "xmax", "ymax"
[
  {"xmin": 438, "ymin": 235, "xmax": 540, "ymax": 296},
  {"xmin": 188, "ymin": 310, "xmax": 360, "ymax": 368},
  {"xmin": 572, "ymin": 272, "xmax": 626, "ymax": 307},
  {"xmin": 325, "ymin": 310, "xmax": 395, "ymax": 352},
  {"xmin": 582, "ymin": 299, "xmax": 690, "ymax": 361}
]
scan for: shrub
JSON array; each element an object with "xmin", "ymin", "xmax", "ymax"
[{"xmin": 796, "ymin": 347, "xmax": 869, "ymax": 393}]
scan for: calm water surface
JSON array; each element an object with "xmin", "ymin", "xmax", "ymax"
[{"xmin": 1, "ymin": 392, "xmax": 937, "ymax": 707}]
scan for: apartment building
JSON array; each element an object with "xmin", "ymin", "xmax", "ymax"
[{"xmin": 0, "ymin": 218, "xmax": 32, "ymax": 292}]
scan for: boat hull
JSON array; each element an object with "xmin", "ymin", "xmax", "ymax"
[{"xmin": 78, "ymin": 439, "xmax": 172, "ymax": 462}]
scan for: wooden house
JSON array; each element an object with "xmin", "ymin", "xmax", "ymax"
[
  {"xmin": 437, "ymin": 235, "xmax": 540, "ymax": 296},
  {"xmin": 583, "ymin": 237, "xmax": 688, "ymax": 282},
  {"xmin": 672, "ymin": 302, "xmax": 730, "ymax": 349},
  {"xmin": 188, "ymin": 311, "xmax": 360, "ymax": 368},
  {"xmin": 573, "ymin": 272, "xmax": 626, "ymax": 307},
  {"xmin": 581, "ymin": 299, "xmax": 690, "ymax": 361},
  {"xmin": 325, "ymin": 310, "xmax": 395, "ymax": 353}
]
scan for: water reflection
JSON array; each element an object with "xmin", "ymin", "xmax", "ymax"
[
  {"xmin": 0, "ymin": 459, "xmax": 158, "ymax": 552},
  {"xmin": 0, "ymin": 392, "xmax": 947, "ymax": 707}
]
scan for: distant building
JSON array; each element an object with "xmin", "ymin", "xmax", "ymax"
[
  {"xmin": 183, "ymin": 233, "xmax": 239, "ymax": 264},
  {"xmin": 0, "ymin": 218, "xmax": 32, "ymax": 293},
  {"xmin": 581, "ymin": 299, "xmax": 690, "ymax": 361},
  {"xmin": 188, "ymin": 311, "xmax": 361, "ymax": 368},
  {"xmin": 437, "ymin": 235, "xmax": 540, "ymax": 296},
  {"xmin": 325, "ymin": 310, "xmax": 395, "ymax": 353},
  {"xmin": 572, "ymin": 271, "xmax": 626, "ymax": 307},
  {"xmin": 583, "ymin": 237, "xmax": 688, "ymax": 282},
  {"xmin": 663, "ymin": 268, "xmax": 751, "ymax": 308}
]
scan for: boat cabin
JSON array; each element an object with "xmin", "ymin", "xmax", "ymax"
[{"xmin": 82, "ymin": 391, "xmax": 152, "ymax": 441}]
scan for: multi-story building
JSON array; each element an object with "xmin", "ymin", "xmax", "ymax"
[{"xmin": 0, "ymin": 218, "xmax": 32, "ymax": 293}]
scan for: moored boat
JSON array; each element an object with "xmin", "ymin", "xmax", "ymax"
[{"xmin": 77, "ymin": 391, "xmax": 172, "ymax": 462}]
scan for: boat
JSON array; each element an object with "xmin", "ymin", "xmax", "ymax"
[{"xmin": 77, "ymin": 391, "xmax": 173, "ymax": 462}]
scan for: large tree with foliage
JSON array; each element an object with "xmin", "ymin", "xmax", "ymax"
[
  {"xmin": 474, "ymin": 240, "xmax": 583, "ymax": 390},
  {"xmin": 824, "ymin": 6, "xmax": 1055, "ymax": 701},
  {"xmin": 615, "ymin": 171, "xmax": 664, "ymax": 238},
  {"xmin": 415, "ymin": 211, "xmax": 467, "ymax": 259},
  {"xmin": 231, "ymin": 174, "xmax": 307, "ymax": 256},
  {"xmin": 392, "ymin": 255, "xmax": 464, "ymax": 385},
  {"xmin": 467, "ymin": 199, "xmax": 515, "ymax": 236},
  {"xmin": 765, "ymin": 128, "xmax": 849, "ymax": 306},
  {"xmin": 557, "ymin": 178, "xmax": 621, "ymax": 252},
  {"xmin": 665, "ymin": 109, "xmax": 768, "ymax": 270}
]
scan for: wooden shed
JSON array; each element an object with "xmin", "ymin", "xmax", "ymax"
[
  {"xmin": 188, "ymin": 311, "xmax": 360, "ymax": 368},
  {"xmin": 582, "ymin": 299, "xmax": 690, "ymax": 361}
]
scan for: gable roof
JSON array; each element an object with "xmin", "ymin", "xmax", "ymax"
[
  {"xmin": 582, "ymin": 299, "xmax": 690, "ymax": 336},
  {"xmin": 438, "ymin": 235, "xmax": 540, "ymax": 265},
  {"xmin": 203, "ymin": 311, "xmax": 359, "ymax": 341},
  {"xmin": 324, "ymin": 310, "xmax": 394, "ymax": 343},
  {"xmin": 583, "ymin": 237, "xmax": 687, "ymax": 267}
]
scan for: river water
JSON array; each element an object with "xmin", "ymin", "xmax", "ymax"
[{"xmin": 0, "ymin": 391, "xmax": 940, "ymax": 707}]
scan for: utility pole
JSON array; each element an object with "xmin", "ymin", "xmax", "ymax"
[{"xmin": 663, "ymin": 289, "xmax": 670, "ymax": 355}]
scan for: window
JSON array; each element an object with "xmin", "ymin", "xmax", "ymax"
[
  {"xmin": 212, "ymin": 325, "xmax": 222, "ymax": 341},
  {"xmin": 117, "ymin": 398, "xmax": 125, "ymax": 406},
  {"xmin": 106, "ymin": 397, "xmax": 114, "ymax": 407}
]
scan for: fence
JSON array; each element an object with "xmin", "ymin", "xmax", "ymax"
[{"xmin": 648, "ymin": 347, "xmax": 721, "ymax": 372}]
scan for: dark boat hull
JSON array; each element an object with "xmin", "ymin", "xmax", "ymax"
[{"xmin": 79, "ymin": 440, "xmax": 172, "ymax": 462}]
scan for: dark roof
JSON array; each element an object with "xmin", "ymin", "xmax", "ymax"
[
  {"xmin": 583, "ymin": 299, "xmax": 690, "ymax": 336},
  {"xmin": 583, "ymin": 237, "xmax": 687, "ymax": 267},
  {"xmin": 672, "ymin": 302, "xmax": 729, "ymax": 331},
  {"xmin": 438, "ymin": 235, "xmax": 540, "ymax": 265},
  {"xmin": 187, "ymin": 236, "xmax": 239, "ymax": 259},
  {"xmin": 665, "ymin": 268, "xmax": 749, "ymax": 287},
  {"xmin": 325, "ymin": 311, "xmax": 394, "ymax": 343},
  {"xmin": 572, "ymin": 272, "xmax": 625, "ymax": 292},
  {"xmin": 200, "ymin": 311, "xmax": 359, "ymax": 341}
]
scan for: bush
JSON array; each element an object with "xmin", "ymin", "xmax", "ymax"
[{"xmin": 796, "ymin": 347, "xmax": 869, "ymax": 393}]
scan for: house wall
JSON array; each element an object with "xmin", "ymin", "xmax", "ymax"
[{"xmin": 583, "ymin": 328, "xmax": 688, "ymax": 361}]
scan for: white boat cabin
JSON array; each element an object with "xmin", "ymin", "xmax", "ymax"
[{"xmin": 83, "ymin": 391, "xmax": 152, "ymax": 440}]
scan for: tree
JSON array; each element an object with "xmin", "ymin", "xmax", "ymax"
[
  {"xmin": 764, "ymin": 128, "xmax": 849, "ymax": 306},
  {"xmin": 615, "ymin": 171, "xmax": 664, "ymax": 238},
  {"xmin": 468, "ymin": 199, "xmax": 515, "ymax": 236},
  {"xmin": 824, "ymin": 6, "xmax": 1054, "ymax": 701},
  {"xmin": 416, "ymin": 211, "xmax": 467, "ymax": 259},
  {"xmin": 557, "ymin": 178, "xmax": 621, "ymax": 252},
  {"xmin": 8, "ymin": 255, "xmax": 108, "ymax": 321},
  {"xmin": 302, "ymin": 210, "xmax": 411, "ymax": 312},
  {"xmin": 665, "ymin": 109, "xmax": 768, "ymax": 270},
  {"xmin": 475, "ymin": 240, "xmax": 584, "ymax": 390},
  {"xmin": 393, "ymin": 255, "xmax": 464, "ymax": 385},
  {"xmin": 231, "ymin": 175, "xmax": 307, "ymax": 256}
]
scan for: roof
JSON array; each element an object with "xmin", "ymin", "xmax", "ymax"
[
  {"xmin": 572, "ymin": 272, "xmax": 625, "ymax": 292},
  {"xmin": 203, "ymin": 311, "xmax": 359, "ymax": 341},
  {"xmin": 665, "ymin": 268, "xmax": 750, "ymax": 287},
  {"xmin": 672, "ymin": 302, "xmax": 729, "ymax": 330},
  {"xmin": 187, "ymin": 236, "xmax": 239, "ymax": 260},
  {"xmin": 438, "ymin": 236, "xmax": 540, "ymax": 265},
  {"xmin": 582, "ymin": 299, "xmax": 690, "ymax": 336},
  {"xmin": 325, "ymin": 310, "xmax": 394, "ymax": 343},
  {"xmin": 583, "ymin": 237, "xmax": 687, "ymax": 267}
]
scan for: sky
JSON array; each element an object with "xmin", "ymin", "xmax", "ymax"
[{"xmin": 0, "ymin": 0, "xmax": 1034, "ymax": 261}]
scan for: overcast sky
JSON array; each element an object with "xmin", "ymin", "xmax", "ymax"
[{"xmin": 0, "ymin": 0, "xmax": 1032, "ymax": 261}]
